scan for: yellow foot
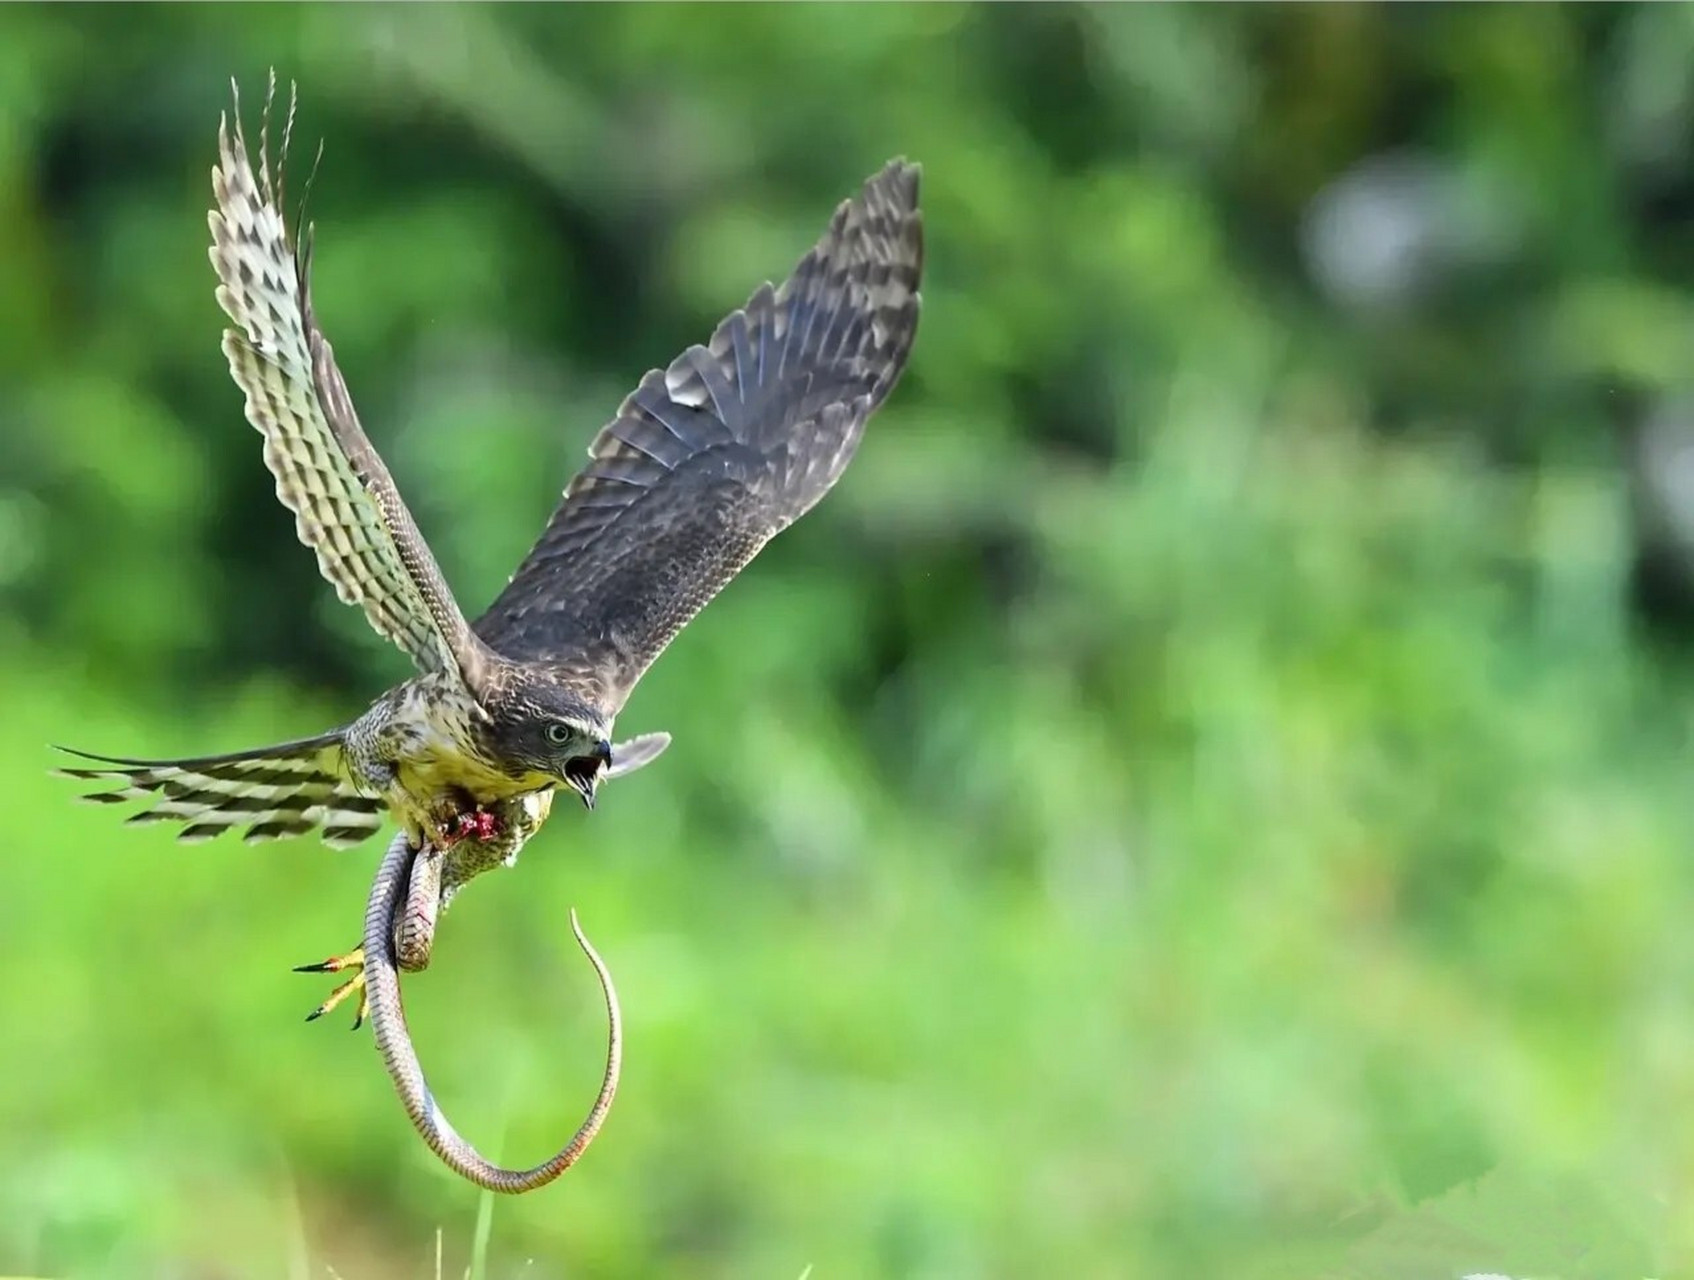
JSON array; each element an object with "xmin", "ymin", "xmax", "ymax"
[{"xmin": 294, "ymin": 946, "xmax": 368, "ymax": 1029}]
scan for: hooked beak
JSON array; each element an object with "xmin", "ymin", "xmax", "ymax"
[{"xmin": 563, "ymin": 739, "xmax": 613, "ymax": 811}]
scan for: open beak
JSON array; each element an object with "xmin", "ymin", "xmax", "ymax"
[{"xmin": 564, "ymin": 740, "xmax": 613, "ymax": 811}]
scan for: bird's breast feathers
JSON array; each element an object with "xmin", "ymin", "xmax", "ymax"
[{"xmin": 348, "ymin": 677, "xmax": 553, "ymax": 833}]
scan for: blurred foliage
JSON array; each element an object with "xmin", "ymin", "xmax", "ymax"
[{"xmin": 4, "ymin": 4, "xmax": 1694, "ymax": 1277}]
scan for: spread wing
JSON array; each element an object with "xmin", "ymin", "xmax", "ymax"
[
  {"xmin": 209, "ymin": 74, "xmax": 493, "ymax": 692},
  {"xmin": 474, "ymin": 159, "xmax": 923, "ymax": 710}
]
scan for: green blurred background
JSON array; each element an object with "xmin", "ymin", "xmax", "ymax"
[{"xmin": 4, "ymin": 3, "xmax": 1694, "ymax": 1277}]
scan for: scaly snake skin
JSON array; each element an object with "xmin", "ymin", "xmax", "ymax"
[{"xmin": 363, "ymin": 828, "xmax": 621, "ymax": 1193}]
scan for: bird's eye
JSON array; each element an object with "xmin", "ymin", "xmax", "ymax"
[{"xmin": 545, "ymin": 722, "xmax": 573, "ymax": 746}]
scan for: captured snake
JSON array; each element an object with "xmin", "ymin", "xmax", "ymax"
[{"xmin": 361, "ymin": 815, "xmax": 621, "ymax": 1193}]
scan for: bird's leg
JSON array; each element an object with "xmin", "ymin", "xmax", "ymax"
[{"xmin": 296, "ymin": 842, "xmax": 443, "ymax": 1028}]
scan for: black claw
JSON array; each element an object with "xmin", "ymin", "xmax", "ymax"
[
  {"xmin": 294, "ymin": 960, "xmax": 332, "ymax": 973},
  {"xmin": 350, "ymin": 1012, "xmax": 365, "ymax": 1032},
  {"xmin": 305, "ymin": 1007, "xmax": 325, "ymax": 1023}
]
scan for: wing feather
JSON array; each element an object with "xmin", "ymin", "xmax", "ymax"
[
  {"xmin": 475, "ymin": 160, "xmax": 923, "ymax": 708},
  {"xmin": 209, "ymin": 72, "xmax": 491, "ymax": 690}
]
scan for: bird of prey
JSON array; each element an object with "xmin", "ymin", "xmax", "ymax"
[{"xmin": 57, "ymin": 75, "xmax": 923, "ymax": 1025}]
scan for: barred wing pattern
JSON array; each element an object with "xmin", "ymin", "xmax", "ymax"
[
  {"xmin": 210, "ymin": 76, "xmax": 489, "ymax": 689},
  {"xmin": 475, "ymin": 160, "xmax": 923, "ymax": 709},
  {"xmin": 55, "ymin": 734, "xmax": 383, "ymax": 849}
]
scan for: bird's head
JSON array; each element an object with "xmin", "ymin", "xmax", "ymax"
[{"xmin": 485, "ymin": 680, "xmax": 613, "ymax": 810}]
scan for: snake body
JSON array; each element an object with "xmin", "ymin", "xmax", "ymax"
[{"xmin": 362, "ymin": 823, "xmax": 621, "ymax": 1193}]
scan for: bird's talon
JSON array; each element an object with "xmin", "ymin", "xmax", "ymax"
[{"xmin": 298, "ymin": 945, "xmax": 367, "ymax": 1028}]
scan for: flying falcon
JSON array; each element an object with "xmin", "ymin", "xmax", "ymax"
[{"xmin": 58, "ymin": 79, "xmax": 922, "ymax": 1028}]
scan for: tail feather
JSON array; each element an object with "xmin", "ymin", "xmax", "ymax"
[{"xmin": 54, "ymin": 731, "xmax": 384, "ymax": 849}]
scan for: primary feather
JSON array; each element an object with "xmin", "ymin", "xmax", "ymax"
[
  {"xmin": 474, "ymin": 159, "xmax": 924, "ymax": 709},
  {"xmin": 208, "ymin": 73, "xmax": 489, "ymax": 689}
]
